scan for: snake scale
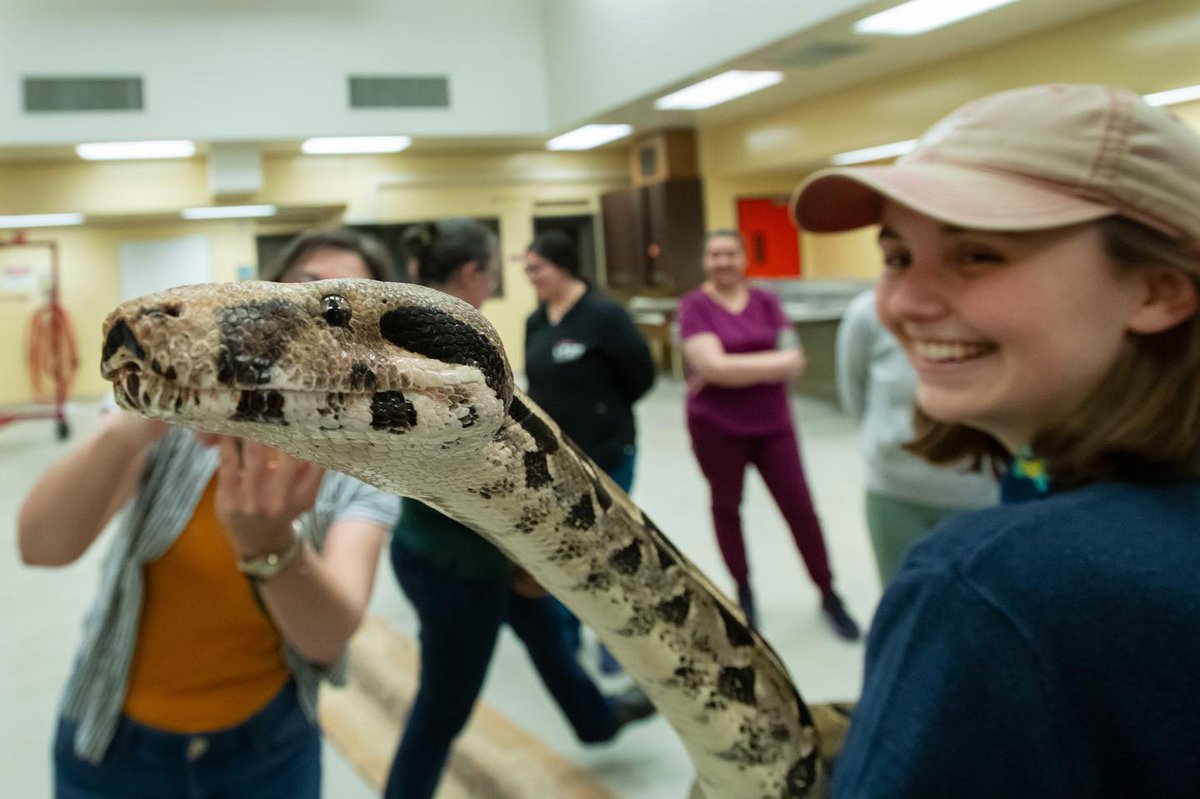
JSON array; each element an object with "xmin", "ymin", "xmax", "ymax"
[{"xmin": 99, "ymin": 278, "xmax": 850, "ymax": 799}]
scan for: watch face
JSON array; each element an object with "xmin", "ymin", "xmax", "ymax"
[{"xmin": 239, "ymin": 537, "xmax": 301, "ymax": 579}]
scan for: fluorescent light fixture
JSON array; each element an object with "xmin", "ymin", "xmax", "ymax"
[
  {"xmin": 75, "ymin": 140, "xmax": 196, "ymax": 160},
  {"xmin": 300, "ymin": 136, "xmax": 411, "ymax": 155},
  {"xmin": 655, "ymin": 71, "xmax": 783, "ymax": 111},
  {"xmin": 1143, "ymin": 84, "xmax": 1200, "ymax": 108},
  {"xmin": 0, "ymin": 212, "xmax": 85, "ymax": 229},
  {"xmin": 854, "ymin": 0, "xmax": 1021, "ymax": 36},
  {"xmin": 181, "ymin": 204, "xmax": 277, "ymax": 220},
  {"xmin": 546, "ymin": 124, "xmax": 632, "ymax": 151},
  {"xmin": 831, "ymin": 139, "xmax": 918, "ymax": 165}
]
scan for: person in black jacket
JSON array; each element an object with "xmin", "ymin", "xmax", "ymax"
[{"xmin": 523, "ymin": 229, "xmax": 655, "ymax": 672}]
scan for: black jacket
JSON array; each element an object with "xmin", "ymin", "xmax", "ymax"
[{"xmin": 525, "ymin": 287, "xmax": 655, "ymax": 472}]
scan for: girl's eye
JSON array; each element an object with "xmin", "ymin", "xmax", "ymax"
[
  {"xmin": 322, "ymin": 295, "xmax": 352, "ymax": 327},
  {"xmin": 881, "ymin": 249, "xmax": 912, "ymax": 270},
  {"xmin": 957, "ymin": 244, "xmax": 1006, "ymax": 266}
]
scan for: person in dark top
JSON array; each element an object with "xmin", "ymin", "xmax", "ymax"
[
  {"xmin": 523, "ymin": 230, "xmax": 656, "ymax": 674},
  {"xmin": 524, "ymin": 231, "xmax": 656, "ymax": 480},
  {"xmin": 385, "ymin": 219, "xmax": 654, "ymax": 799},
  {"xmin": 792, "ymin": 83, "xmax": 1200, "ymax": 797}
]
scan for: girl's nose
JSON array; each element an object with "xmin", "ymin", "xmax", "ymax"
[{"xmin": 877, "ymin": 263, "xmax": 946, "ymax": 324}]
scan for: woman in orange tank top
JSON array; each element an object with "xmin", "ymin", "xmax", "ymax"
[{"xmin": 19, "ymin": 228, "xmax": 401, "ymax": 799}]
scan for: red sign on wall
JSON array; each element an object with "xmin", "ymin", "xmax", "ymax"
[{"xmin": 736, "ymin": 197, "xmax": 801, "ymax": 279}]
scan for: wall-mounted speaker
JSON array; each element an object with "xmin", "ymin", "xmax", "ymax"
[{"xmin": 630, "ymin": 129, "xmax": 697, "ymax": 187}]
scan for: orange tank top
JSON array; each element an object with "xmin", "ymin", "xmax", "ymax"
[{"xmin": 123, "ymin": 477, "xmax": 290, "ymax": 732}]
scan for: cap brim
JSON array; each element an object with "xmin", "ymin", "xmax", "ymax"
[{"xmin": 791, "ymin": 162, "xmax": 1116, "ymax": 234}]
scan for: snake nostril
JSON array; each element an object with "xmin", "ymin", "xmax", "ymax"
[
  {"xmin": 141, "ymin": 302, "xmax": 182, "ymax": 319},
  {"xmin": 102, "ymin": 318, "xmax": 147, "ymax": 363}
]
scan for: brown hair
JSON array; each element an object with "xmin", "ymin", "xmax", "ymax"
[
  {"xmin": 263, "ymin": 227, "xmax": 398, "ymax": 283},
  {"xmin": 908, "ymin": 216, "xmax": 1200, "ymax": 486}
]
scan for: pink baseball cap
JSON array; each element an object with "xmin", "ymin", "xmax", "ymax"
[{"xmin": 791, "ymin": 84, "xmax": 1200, "ymax": 243}]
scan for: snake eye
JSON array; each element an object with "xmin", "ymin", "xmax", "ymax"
[{"xmin": 322, "ymin": 295, "xmax": 352, "ymax": 328}]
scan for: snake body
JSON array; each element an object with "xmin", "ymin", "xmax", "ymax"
[{"xmin": 100, "ymin": 278, "xmax": 830, "ymax": 798}]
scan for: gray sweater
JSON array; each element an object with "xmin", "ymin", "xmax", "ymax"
[{"xmin": 836, "ymin": 289, "xmax": 998, "ymax": 510}]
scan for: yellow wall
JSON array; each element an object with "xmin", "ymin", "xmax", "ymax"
[
  {"xmin": 698, "ymin": 0, "xmax": 1200, "ymax": 281},
  {"xmin": 0, "ymin": 150, "xmax": 628, "ymax": 406},
  {"xmin": 0, "ymin": 221, "xmax": 259, "ymax": 406}
]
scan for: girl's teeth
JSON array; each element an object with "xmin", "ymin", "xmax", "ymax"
[{"xmin": 914, "ymin": 341, "xmax": 989, "ymax": 362}]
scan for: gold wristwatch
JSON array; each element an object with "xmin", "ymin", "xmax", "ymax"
[{"xmin": 237, "ymin": 534, "xmax": 304, "ymax": 582}]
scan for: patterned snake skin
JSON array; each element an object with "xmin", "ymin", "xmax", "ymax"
[{"xmin": 100, "ymin": 278, "xmax": 847, "ymax": 799}]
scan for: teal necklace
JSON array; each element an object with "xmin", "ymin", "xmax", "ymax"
[{"xmin": 1010, "ymin": 446, "xmax": 1051, "ymax": 495}]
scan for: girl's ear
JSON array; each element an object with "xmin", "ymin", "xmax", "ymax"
[
  {"xmin": 1127, "ymin": 267, "xmax": 1198, "ymax": 334},
  {"xmin": 450, "ymin": 260, "xmax": 479, "ymax": 284}
]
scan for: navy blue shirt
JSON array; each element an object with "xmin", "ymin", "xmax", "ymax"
[{"xmin": 834, "ymin": 479, "xmax": 1200, "ymax": 798}]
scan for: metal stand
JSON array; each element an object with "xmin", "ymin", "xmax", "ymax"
[{"xmin": 0, "ymin": 234, "xmax": 75, "ymax": 440}]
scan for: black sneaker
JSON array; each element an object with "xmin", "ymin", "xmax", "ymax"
[
  {"xmin": 611, "ymin": 685, "xmax": 656, "ymax": 731},
  {"xmin": 821, "ymin": 593, "xmax": 861, "ymax": 641}
]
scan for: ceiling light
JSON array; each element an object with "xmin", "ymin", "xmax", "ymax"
[
  {"xmin": 181, "ymin": 205, "xmax": 277, "ymax": 220},
  {"xmin": 654, "ymin": 71, "xmax": 784, "ymax": 111},
  {"xmin": 854, "ymin": 0, "xmax": 1021, "ymax": 36},
  {"xmin": 75, "ymin": 140, "xmax": 196, "ymax": 160},
  {"xmin": 1143, "ymin": 84, "xmax": 1200, "ymax": 108},
  {"xmin": 831, "ymin": 139, "xmax": 918, "ymax": 165},
  {"xmin": 546, "ymin": 124, "xmax": 633, "ymax": 151},
  {"xmin": 301, "ymin": 136, "xmax": 411, "ymax": 155},
  {"xmin": 0, "ymin": 213, "xmax": 85, "ymax": 229}
]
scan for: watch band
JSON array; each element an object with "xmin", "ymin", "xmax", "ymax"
[{"xmin": 236, "ymin": 533, "xmax": 304, "ymax": 582}]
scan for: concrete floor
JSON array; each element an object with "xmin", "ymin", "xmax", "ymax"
[{"xmin": 1, "ymin": 378, "xmax": 882, "ymax": 798}]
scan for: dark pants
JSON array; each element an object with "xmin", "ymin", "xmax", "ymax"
[
  {"xmin": 384, "ymin": 544, "xmax": 620, "ymax": 799},
  {"xmin": 54, "ymin": 681, "xmax": 320, "ymax": 799},
  {"xmin": 688, "ymin": 419, "xmax": 834, "ymax": 594}
]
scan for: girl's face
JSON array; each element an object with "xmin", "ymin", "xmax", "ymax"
[
  {"xmin": 702, "ymin": 235, "xmax": 746, "ymax": 290},
  {"xmin": 875, "ymin": 201, "xmax": 1148, "ymax": 452},
  {"xmin": 282, "ymin": 247, "xmax": 372, "ymax": 283},
  {"xmin": 524, "ymin": 252, "xmax": 570, "ymax": 302}
]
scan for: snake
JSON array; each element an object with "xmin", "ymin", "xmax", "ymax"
[{"xmin": 99, "ymin": 278, "xmax": 851, "ymax": 799}]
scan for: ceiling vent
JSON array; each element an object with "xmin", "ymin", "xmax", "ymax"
[
  {"xmin": 348, "ymin": 76, "xmax": 450, "ymax": 109},
  {"xmin": 761, "ymin": 40, "xmax": 868, "ymax": 69},
  {"xmin": 23, "ymin": 76, "xmax": 144, "ymax": 112}
]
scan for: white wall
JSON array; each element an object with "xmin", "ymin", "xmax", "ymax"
[
  {"xmin": 538, "ymin": 0, "xmax": 875, "ymax": 130},
  {"xmin": 0, "ymin": 0, "xmax": 551, "ymax": 145}
]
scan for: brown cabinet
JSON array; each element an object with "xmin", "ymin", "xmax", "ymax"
[{"xmin": 601, "ymin": 177, "xmax": 706, "ymax": 293}]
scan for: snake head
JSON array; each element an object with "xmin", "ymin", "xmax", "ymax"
[{"xmin": 100, "ymin": 279, "xmax": 514, "ymax": 459}]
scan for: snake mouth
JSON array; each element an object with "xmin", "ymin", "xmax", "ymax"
[
  {"xmin": 107, "ymin": 364, "xmax": 484, "ymax": 436},
  {"xmin": 111, "ymin": 365, "xmax": 206, "ymax": 419}
]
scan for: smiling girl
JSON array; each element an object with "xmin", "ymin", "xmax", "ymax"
[{"xmin": 793, "ymin": 84, "xmax": 1200, "ymax": 797}]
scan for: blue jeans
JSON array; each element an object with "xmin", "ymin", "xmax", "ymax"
[
  {"xmin": 385, "ymin": 544, "xmax": 619, "ymax": 799},
  {"xmin": 54, "ymin": 681, "xmax": 320, "ymax": 799}
]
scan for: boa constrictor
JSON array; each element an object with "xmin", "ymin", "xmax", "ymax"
[{"xmin": 100, "ymin": 279, "xmax": 851, "ymax": 799}]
